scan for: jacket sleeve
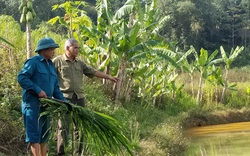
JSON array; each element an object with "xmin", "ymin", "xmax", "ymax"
[{"xmin": 17, "ymin": 59, "xmax": 42, "ymax": 94}]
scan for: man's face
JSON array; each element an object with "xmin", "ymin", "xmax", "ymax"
[
  {"xmin": 68, "ymin": 42, "xmax": 80, "ymax": 58},
  {"xmin": 42, "ymin": 48, "xmax": 56, "ymax": 60}
]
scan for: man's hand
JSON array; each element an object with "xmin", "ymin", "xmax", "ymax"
[
  {"xmin": 49, "ymin": 98, "xmax": 73, "ymax": 112},
  {"xmin": 109, "ymin": 76, "xmax": 120, "ymax": 82},
  {"xmin": 94, "ymin": 71, "xmax": 120, "ymax": 82},
  {"xmin": 38, "ymin": 90, "xmax": 47, "ymax": 98}
]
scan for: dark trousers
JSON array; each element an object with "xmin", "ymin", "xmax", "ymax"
[{"xmin": 57, "ymin": 93, "xmax": 85, "ymax": 156}]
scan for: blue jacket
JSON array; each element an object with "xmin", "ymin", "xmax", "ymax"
[{"xmin": 18, "ymin": 54, "xmax": 65, "ymax": 107}]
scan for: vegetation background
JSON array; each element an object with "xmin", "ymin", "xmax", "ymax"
[{"xmin": 0, "ymin": 0, "xmax": 250, "ymax": 155}]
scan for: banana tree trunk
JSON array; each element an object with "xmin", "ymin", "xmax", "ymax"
[
  {"xmin": 125, "ymin": 63, "xmax": 135, "ymax": 102},
  {"xmin": 26, "ymin": 22, "xmax": 32, "ymax": 59},
  {"xmin": 215, "ymin": 84, "xmax": 218, "ymax": 102},
  {"xmin": 115, "ymin": 56, "xmax": 127, "ymax": 104},
  {"xmin": 151, "ymin": 75, "xmax": 156, "ymax": 106},
  {"xmin": 196, "ymin": 73, "xmax": 203, "ymax": 107},
  {"xmin": 220, "ymin": 67, "xmax": 228, "ymax": 103},
  {"xmin": 125, "ymin": 72, "xmax": 133, "ymax": 103},
  {"xmin": 190, "ymin": 73, "xmax": 195, "ymax": 98}
]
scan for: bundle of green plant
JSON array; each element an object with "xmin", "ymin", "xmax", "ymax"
[{"xmin": 39, "ymin": 98, "xmax": 133, "ymax": 156}]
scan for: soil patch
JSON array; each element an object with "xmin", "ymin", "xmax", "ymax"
[
  {"xmin": 0, "ymin": 118, "xmax": 27, "ymax": 155},
  {"xmin": 182, "ymin": 108, "xmax": 250, "ymax": 129}
]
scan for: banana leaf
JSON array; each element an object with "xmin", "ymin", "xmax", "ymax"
[{"xmin": 39, "ymin": 98, "xmax": 133, "ymax": 156}]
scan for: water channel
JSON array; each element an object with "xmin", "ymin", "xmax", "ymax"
[{"xmin": 184, "ymin": 122, "xmax": 250, "ymax": 156}]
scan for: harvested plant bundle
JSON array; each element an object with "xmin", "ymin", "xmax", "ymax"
[{"xmin": 40, "ymin": 98, "xmax": 133, "ymax": 156}]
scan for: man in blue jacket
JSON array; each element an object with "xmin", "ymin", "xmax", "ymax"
[{"xmin": 18, "ymin": 37, "xmax": 66, "ymax": 156}]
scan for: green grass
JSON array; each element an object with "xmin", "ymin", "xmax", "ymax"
[
  {"xmin": 42, "ymin": 78, "xmax": 250, "ymax": 156},
  {"xmin": 2, "ymin": 67, "xmax": 250, "ymax": 155}
]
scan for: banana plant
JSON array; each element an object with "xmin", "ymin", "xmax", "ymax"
[
  {"xmin": 219, "ymin": 46, "xmax": 244, "ymax": 103},
  {"xmin": 131, "ymin": 45, "xmax": 192, "ymax": 105},
  {"xmin": 84, "ymin": 0, "xmax": 171, "ymax": 104},
  {"xmin": 206, "ymin": 65, "xmax": 225, "ymax": 102},
  {"xmin": 152, "ymin": 46, "xmax": 193, "ymax": 103},
  {"xmin": 191, "ymin": 46, "xmax": 220, "ymax": 106},
  {"xmin": 94, "ymin": 0, "xmax": 171, "ymax": 103},
  {"xmin": 115, "ymin": 0, "xmax": 171, "ymax": 103}
]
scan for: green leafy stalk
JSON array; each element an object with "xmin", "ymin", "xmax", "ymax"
[{"xmin": 39, "ymin": 98, "xmax": 133, "ymax": 156}]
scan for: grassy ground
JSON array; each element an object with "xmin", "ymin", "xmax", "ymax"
[
  {"xmin": 83, "ymin": 76, "xmax": 250, "ymax": 155},
  {"xmin": 0, "ymin": 113, "xmax": 26, "ymax": 155},
  {"xmin": 1, "ymin": 67, "xmax": 250, "ymax": 155},
  {"xmin": 2, "ymin": 104, "xmax": 250, "ymax": 156}
]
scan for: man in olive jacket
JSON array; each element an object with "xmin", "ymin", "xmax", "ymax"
[{"xmin": 53, "ymin": 38, "xmax": 119, "ymax": 155}]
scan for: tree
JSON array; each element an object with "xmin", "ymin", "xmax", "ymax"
[
  {"xmin": 219, "ymin": 46, "xmax": 244, "ymax": 103},
  {"xmin": 108, "ymin": 0, "xmax": 170, "ymax": 103},
  {"xmin": 19, "ymin": 0, "xmax": 37, "ymax": 59},
  {"xmin": 48, "ymin": 1, "xmax": 90, "ymax": 38},
  {"xmin": 191, "ymin": 46, "xmax": 220, "ymax": 106}
]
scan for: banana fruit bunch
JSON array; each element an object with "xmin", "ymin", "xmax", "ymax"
[{"xmin": 19, "ymin": 0, "xmax": 36, "ymax": 23}]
